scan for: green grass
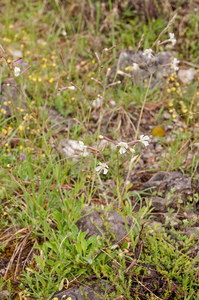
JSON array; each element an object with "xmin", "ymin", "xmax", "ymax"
[{"xmin": 1, "ymin": 0, "xmax": 199, "ymax": 299}]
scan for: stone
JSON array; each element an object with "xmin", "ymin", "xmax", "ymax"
[
  {"xmin": 40, "ymin": 106, "xmax": 75, "ymax": 132},
  {"xmin": 52, "ymin": 280, "xmax": 110, "ymax": 300},
  {"xmin": 186, "ymin": 227, "xmax": 199, "ymax": 238},
  {"xmin": 76, "ymin": 209, "xmax": 134, "ymax": 242},
  {"xmin": 142, "ymin": 171, "xmax": 192, "ymax": 208},
  {"xmin": 109, "ymin": 49, "xmax": 173, "ymax": 90},
  {"xmin": 160, "ymin": 213, "xmax": 181, "ymax": 228},
  {"xmin": 0, "ymin": 290, "xmax": 9, "ymax": 300},
  {"xmin": 151, "ymin": 196, "xmax": 166, "ymax": 211},
  {"xmin": 183, "ymin": 210, "xmax": 198, "ymax": 220},
  {"xmin": 58, "ymin": 139, "xmax": 89, "ymax": 160},
  {"xmin": 0, "ymin": 78, "xmax": 27, "ymax": 116}
]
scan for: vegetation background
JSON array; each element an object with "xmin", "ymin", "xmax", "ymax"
[{"xmin": 1, "ymin": 0, "xmax": 199, "ymax": 299}]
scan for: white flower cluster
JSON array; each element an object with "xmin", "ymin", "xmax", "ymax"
[
  {"xmin": 95, "ymin": 135, "xmax": 150, "ymax": 175},
  {"xmin": 169, "ymin": 33, "xmax": 176, "ymax": 46}
]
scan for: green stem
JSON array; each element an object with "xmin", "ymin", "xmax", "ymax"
[{"xmin": 135, "ymin": 73, "xmax": 152, "ymax": 139}]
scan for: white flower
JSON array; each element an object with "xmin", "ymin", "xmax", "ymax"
[
  {"xmin": 14, "ymin": 66, "xmax": 21, "ymax": 77},
  {"xmin": 139, "ymin": 135, "xmax": 149, "ymax": 147},
  {"xmin": 95, "ymin": 162, "xmax": 109, "ymax": 175},
  {"xmin": 132, "ymin": 63, "xmax": 139, "ymax": 70},
  {"xmin": 169, "ymin": 33, "xmax": 176, "ymax": 46},
  {"xmin": 116, "ymin": 142, "xmax": 129, "ymax": 154},
  {"xmin": 143, "ymin": 49, "xmax": 153, "ymax": 59},
  {"xmin": 171, "ymin": 57, "xmax": 180, "ymax": 71}
]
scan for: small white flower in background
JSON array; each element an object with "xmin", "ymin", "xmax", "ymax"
[
  {"xmin": 132, "ymin": 63, "xmax": 139, "ymax": 70},
  {"xmin": 169, "ymin": 33, "xmax": 176, "ymax": 46},
  {"xmin": 14, "ymin": 66, "xmax": 21, "ymax": 77},
  {"xmin": 62, "ymin": 30, "xmax": 67, "ymax": 36},
  {"xmin": 95, "ymin": 162, "xmax": 109, "ymax": 175},
  {"xmin": 171, "ymin": 57, "xmax": 180, "ymax": 71},
  {"xmin": 139, "ymin": 135, "xmax": 149, "ymax": 147},
  {"xmin": 143, "ymin": 49, "xmax": 153, "ymax": 59},
  {"xmin": 116, "ymin": 142, "xmax": 129, "ymax": 155}
]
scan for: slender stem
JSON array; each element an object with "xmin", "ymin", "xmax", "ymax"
[
  {"xmin": 116, "ymin": 152, "xmax": 125, "ymax": 212},
  {"xmin": 135, "ymin": 73, "xmax": 152, "ymax": 139}
]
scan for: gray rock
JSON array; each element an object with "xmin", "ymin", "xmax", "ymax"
[
  {"xmin": 0, "ymin": 78, "xmax": 27, "ymax": 116},
  {"xmin": 142, "ymin": 171, "xmax": 192, "ymax": 208},
  {"xmin": 40, "ymin": 106, "xmax": 75, "ymax": 132},
  {"xmin": 186, "ymin": 227, "xmax": 199, "ymax": 238},
  {"xmin": 160, "ymin": 213, "xmax": 181, "ymax": 228},
  {"xmin": 52, "ymin": 280, "xmax": 110, "ymax": 300},
  {"xmin": 76, "ymin": 209, "xmax": 134, "ymax": 242},
  {"xmin": 109, "ymin": 50, "xmax": 172, "ymax": 90},
  {"xmin": 0, "ymin": 290, "xmax": 9, "ymax": 300},
  {"xmin": 58, "ymin": 139, "xmax": 89, "ymax": 160},
  {"xmin": 151, "ymin": 196, "xmax": 166, "ymax": 211},
  {"xmin": 183, "ymin": 210, "xmax": 198, "ymax": 220}
]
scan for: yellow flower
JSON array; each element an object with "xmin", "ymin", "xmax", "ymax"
[
  {"xmin": 167, "ymin": 89, "xmax": 171, "ymax": 93},
  {"xmin": 196, "ymin": 92, "xmax": 199, "ymax": 95},
  {"xmin": 7, "ymin": 164, "xmax": 11, "ymax": 168},
  {"xmin": 38, "ymin": 78, "xmax": 42, "ymax": 82},
  {"xmin": 29, "ymin": 75, "xmax": 32, "ymax": 79},
  {"xmin": 7, "ymin": 148, "xmax": 10, "ymax": 152},
  {"xmin": 19, "ymin": 126, "xmax": 23, "ymax": 131},
  {"xmin": 9, "ymin": 24, "xmax": 14, "ymax": 29},
  {"xmin": 144, "ymin": 79, "xmax": 147, "ymax": 82},
  {"xmin": 51, "ymin": 56, "xmax": 55, "ymax": 60},
  {"xmin": 172, "ymin": 87, "xmax": 176, "ymax": 91},
  {"xmin": 5, "ymin": 143, "xmax": 9, "ymax": 147},
  {"xmin": 49, "ymin": 78, "xmax": 54, "ymax": 83},
  {"xmin": 172, "ymin": 113, "xmax": 177, "ymax": 118},
  {"xmin": 125, "ymin": 66, "xmax": 132, "ymax": 71},
  {"xmin": 42, "ymin": 64, "xmax": 47, "ymax": 68},
  {"xmin": 33, "ymin": 77, "xmax": 37, "ymax": 82},
  {"xmin": 71, "ymin": 97, "xmax": 75, "ymax": 101},
  {"xmin": 19, "ymin": 145, "xmax": 23, "ymax": 149},
  {"xmin": 175, "ymin": 82, "xmax": 180, "ymax": 87},
  {"xmin": 92, "ymin": 60, "xmax": 95, "ymax": 64},
  {"xmin": 42, "ymin": 57, "xmax": 47, "ymax": 62},
  {"xmin": 8, "ymin": 126, "xmax": 12, "ymax": 130},
  {"xmin": 168, "ymin": 102, "xmax": 173, "ymax": 107},
  {"xmin": 1, "ymin": 108, "xmax": 6, "ymax": 114},
  {"xmin": 52, "ymin": 63, "xmax": 56, "ymax": 67},
  {"xmin": 2, "ymin": 129, "xmax": 7, "ymax": 134},
  {"xmin": 37, "ymin": 129, "xmax": 40, "ymax": 132}
]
